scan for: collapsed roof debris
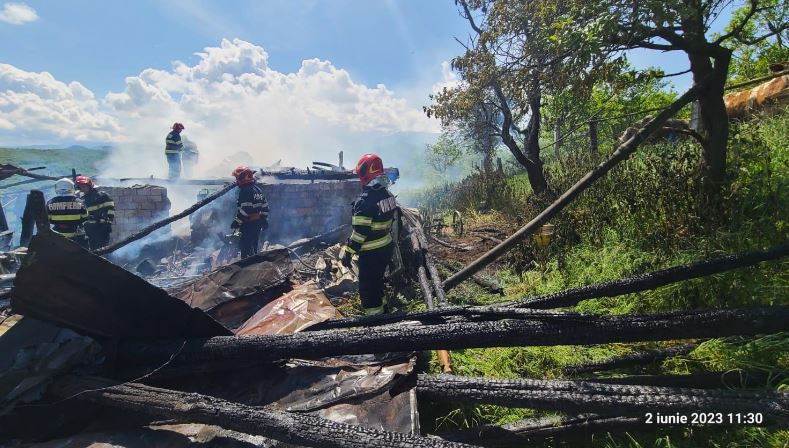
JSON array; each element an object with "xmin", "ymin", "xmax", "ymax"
[{"xmin": 1, "ymin": 148, "xmax": 788, "ymax": 446}]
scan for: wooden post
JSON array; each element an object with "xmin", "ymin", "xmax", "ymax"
[{"xmin": 20, "ymin": 190, "xmax": 49, "ymax": 247}]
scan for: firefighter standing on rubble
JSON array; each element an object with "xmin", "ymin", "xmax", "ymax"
[
  {"xmin": 231, "ymin": 166, "xmax": 269, "ymax": 258},
  {"xmin": 341, "ymin": 154, "xmax": 397, "ymax": 316},
  {"xmin": 47, "ymin": 178, "xmax": 89, "ymax": 248},
  {"xmin": 165, "ymin": 122, "xmax": 185, "ymax": 179},
  {"xmin": 75, "ymin": 176, "xmax": 115, "ymax": 250}
]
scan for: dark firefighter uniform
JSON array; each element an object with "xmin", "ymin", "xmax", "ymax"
[
  {"xmin": 47, "ymin": 195, "xmax": 89, "ymax": 247},
  {"xmin": 83, "ymin": 188, "xmax": 115, "ymax": 250},
  {"xmin": 231, "ymin": 182, "xmax": 269, "ymax": 258},
  {"xmin": 165, "ymin": 131, "xmax": 183, "ymax": 179},
  {"xmin": 345, "ymin": 185, "xmax": 397, "ymax": 315}
]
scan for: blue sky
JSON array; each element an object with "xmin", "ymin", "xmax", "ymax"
[
  {"xmin": 0, "ymin": 0, "xmax": 737, "ymax": 162},
  {"xmin": 1, "ymin": 0, "xmax": 469, "ymax": 98}
]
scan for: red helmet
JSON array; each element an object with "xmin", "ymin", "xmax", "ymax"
[
  {"xmin": 75, "ymin": 175, "xmax": 94, "ymax": 188},
  {"xmin": 355, "ymin": 154, "xmax": 384, "ymax": 186},
  {"xmin": 172, "ymin": 122, "xmax": 185, "ymax": 131},
  {"xmin": 232, "ymin": 166, "xmax": 255, "ymax": 185}
]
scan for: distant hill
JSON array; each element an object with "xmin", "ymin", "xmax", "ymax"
[{"xmin": 4, "ymin": 144, "xmax": 113, "ymax": 151}]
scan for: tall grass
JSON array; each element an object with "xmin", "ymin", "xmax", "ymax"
[{"xmin": 416, "ymin": 109, "xmax": 789, "ymax": 446}]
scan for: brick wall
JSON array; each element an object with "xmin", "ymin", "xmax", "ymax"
[{"xmin": 99, "ymin": 185, "xmax": 171, "ymax": 242}]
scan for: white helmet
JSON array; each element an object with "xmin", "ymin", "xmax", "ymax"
[{"xmin": 55, "ymin": 178, "xmax": 75, "ymax": 196}]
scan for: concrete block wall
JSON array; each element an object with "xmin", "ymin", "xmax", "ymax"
[
  {"xmin": 99, "ymin": 185, "xmax": 171, "ymax": 242},
  {"xmin": 262, "ymin": 180, "xmax": 361, "ymax": 243},
  {"xmin": 192, "ymin": 180, "xmax": 361, "ymax": 245}
]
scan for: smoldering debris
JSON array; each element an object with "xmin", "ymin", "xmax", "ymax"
[{"xmin": 0, "ymin": 215, "xmax": 422, "ymax": 446}]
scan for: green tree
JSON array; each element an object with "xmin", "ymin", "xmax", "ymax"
[
  {"xmin": 465, "ymin": 0, "xmax": 788, "ymax": 201},
  {"xmin": 725, "ymin": 0, "xmax": 789, "ymax": 82},
  {"xmin": 426, "ymin": 0, "xmax": 555, "ymax": 195}
]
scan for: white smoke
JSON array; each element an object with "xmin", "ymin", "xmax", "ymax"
[{"xmin": 100, "ymin": 38, "xmax": 439, "ymax": 180}]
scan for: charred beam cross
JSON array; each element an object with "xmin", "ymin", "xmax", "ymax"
[
  {"xmin": 417, "ymin": 375, "xmax": 789, "ymax": 426},
  {"xmin": 309, "ymin": 243, "xmax": 788, "ymax": 331},
  {"xmin": 119, "ymin": 306, "xmax": 789, "ymax": 367},
  {"xmin": 52, "ymin": 376, "xmax": 473, "ymax": 448}
]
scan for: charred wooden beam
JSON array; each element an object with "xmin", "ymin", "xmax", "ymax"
[
  {"xmin": 583, "ymin": 370, "xmax": 784, "ymax": 389},
  {"xmin": 434, "ymin": 259, "xmax": 503, "ymax": 295},
  {"xmin": 94, "ymin": 182, "xmax": 237, "ymax": 256},
  {"xmin": 119, "ymin": 306, "xmax": 789, "ymax": 367},
  {"xmin": 426, "ymin": 254, "xmax": 449, "ymax": 307},
  {"xmin": 400, "ymin": 207, "xmax": 453, "ymax": 371},
  {"xmin": 52, "ymin": 376, "xmax": 472, "ymax": 448},
  {"xmin": 287, "ymin": 224, "xmax": 350, "ymax": 252},
  {"xmin": 509, "ymin": 243, "xmax": 789, "ymax": 309},
  {"xmin": 428, "ymin": 234, "xmax": 470, "ymax": 251},
  {"xmin": 416, "ymin": 374, "xmax": 789, "ymax": 426},
  {"xmin": 443, "ymin": 84, "xmax": 706, "ymax": 290},
  {"xmin": 417, "ymin": 265, "xmax": 436, "ymax": 310},
  {"xmin": 307, "ymin": 243, "xmax": 789, "ymax": 330},
  {"xmin": 438, "ymin": 414, "xmax": 645, "ymax": 447},
  {"xmin": 563, "ymin": 343, "xmax": 700, "ymax": 375},
  {"xmin": 19, "ymin": 190, "xmax": 49, "ymax": 247},
  {"xmin": 259, "ymin": 169, "xmax": 358, "ymax": 181}
]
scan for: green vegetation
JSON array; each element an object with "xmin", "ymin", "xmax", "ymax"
[{"xmin": 412, "ymin": 108, "xmax": 789, "ymax": 446}]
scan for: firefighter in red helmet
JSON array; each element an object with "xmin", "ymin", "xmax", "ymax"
[
  {"xmin": 341, "ymin": 154, "xmax": 397, "ymax": 315},
  {"xmin": 231, "ymin": 166, "xmax": 269, "ymax": 258},
  {"xmin": 75, "ymin": 175, "xmax": 115, "ymax": 250},
  {"xmin": 165, "ymin": 122, "xmax": 185, "ymax": 179}
]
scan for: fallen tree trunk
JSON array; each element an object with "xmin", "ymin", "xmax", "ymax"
[
  {"xmin": 509, "ymin": 243, "xmax": 789, "ymax": 309},
  {"xmin": 438, "ymin": 414, "xmax": 645, "ymax": 447},
  {"xmin": 119, "ymin": 305, "xmax": 789, "ymax": 367},
  {"xmin": 442, "ymin": 84, "xmax": 705, "ymax": 290},
  {"xmin": 94, "ymin": 182, "xmax": 237, "ymax": 256},
  {"xmin": 563, "ymin": 343, "xmax": 699, "ymax": 375},
  {"xmin": 416, "ymin": 374, "xmax": 789, "ymax": 426},
  {"xmin": 52, "ymin": 376, "xmax": 472, "ymax": 448}
]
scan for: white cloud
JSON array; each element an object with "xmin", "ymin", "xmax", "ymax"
[
  {"xmin": 0, "ymin": 63, "xmax": 119, "ymax": 142},
  {"xmin": 0, "ymin": 39, "xmax": 444, "ymax": 179},
  {"xmin": 0, "ymin": 2, "xmax": 38, "ymax": 25}
]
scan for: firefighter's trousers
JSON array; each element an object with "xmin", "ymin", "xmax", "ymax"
[{"xmin": 358, "ymin": 244, "xmax": 393, "ymax": 315}]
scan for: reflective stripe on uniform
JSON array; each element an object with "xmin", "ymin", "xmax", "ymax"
[
  {"xmin": 86, "ymin": 201, "xmax": 114, "ymax": 212},
  {"xmin": 370, "ymin": 219, "xmax": 393, "ymax": 231},
  {"xmin": 352, "ymin": 216, "xmax": 373, "ymax": 226},
  {"xmin": 165, "ymin": 149, "xmax": 181, "ymax": 154},
  {"xmin": 50, "ymin": 214, "xmax": 86, "ymax": 221},
  {"xmin": 364, "ymin": 306, "xmax": 384, "ymax": 316},
  {"xmin": 350, "ymin": 230, "xmax": 367, "ymax": 243},
  {"xmin": 361, "ymin": 234, "xmax": 392, "ymax": 251},
  {"xmin": 345, "ymin": 245, "xmax": 357, "ymax": 255}
]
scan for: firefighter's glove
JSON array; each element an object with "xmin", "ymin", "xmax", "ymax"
[
  {"xmin": 230, "ymin": 220, "xmax": 241, "ymax": 230},
  {"xmin": 341, "ymin": 251, "xmax": 353, "ymax": 269}
]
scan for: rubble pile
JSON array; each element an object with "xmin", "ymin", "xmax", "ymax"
[{"xmin": 0, "ymin": 231, "xmax": 420, "ymax": 446}]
